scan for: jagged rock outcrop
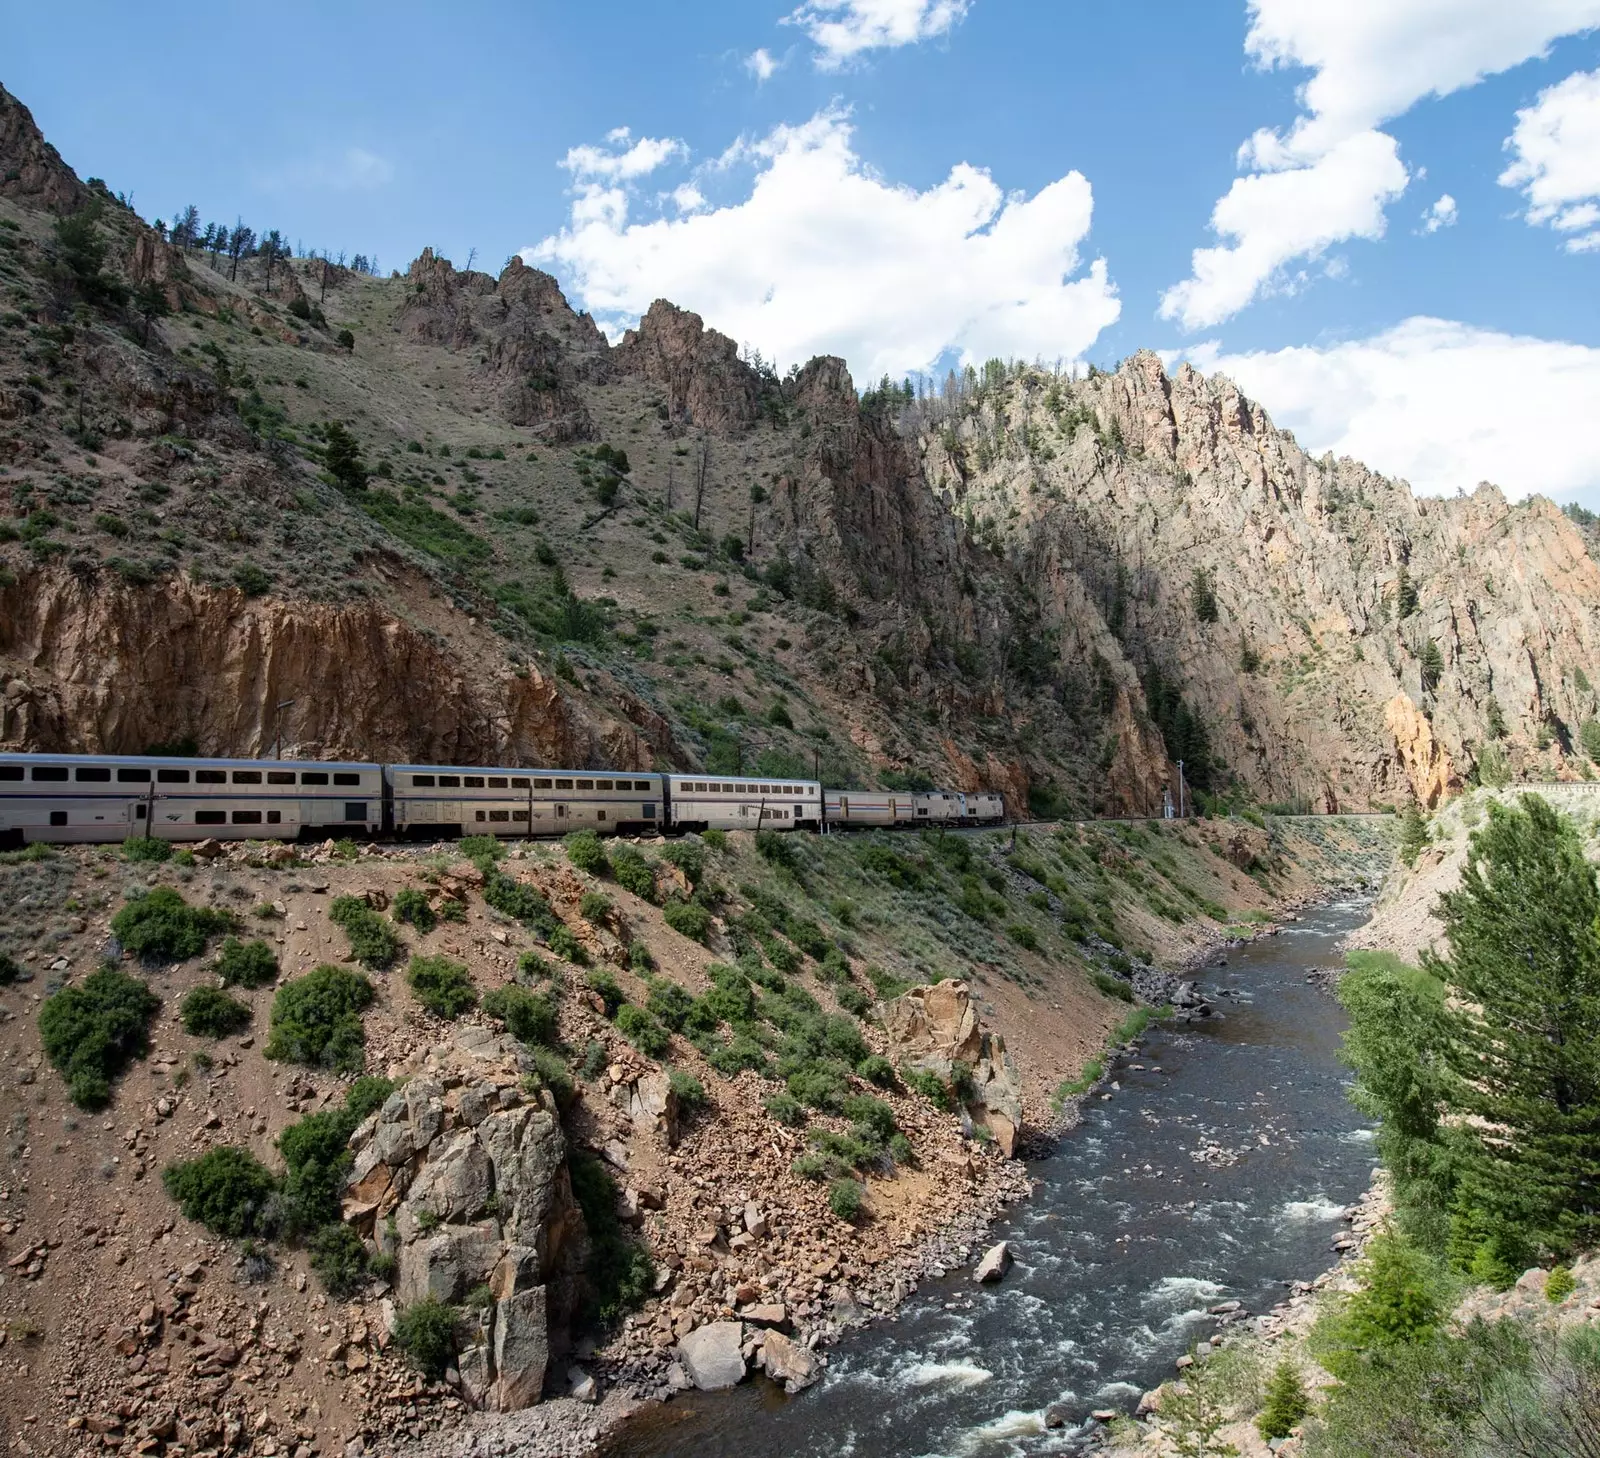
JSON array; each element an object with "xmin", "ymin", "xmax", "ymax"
[
  {"xmin": 881, "ymin": 980, "xmax": 1023, "ymax": 1155},
  {"xmin": 346, "ymin": 1026, "xmax": 585, "ymax": 1410},
  {"xmin": 612, "ymin": 301, "xmax": 763, "ymax": 432},
  {"xmin": 0, "ymin": 83, "xmax": 91, "ymax": 214},
  {"xmin": 0, "ymin": 567, "xmax": 667, "ymax": 768}
]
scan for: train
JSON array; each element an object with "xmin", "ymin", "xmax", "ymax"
[{"xmin": 0, "ymin": 752, "xmax": 1005, "ymax": 849}]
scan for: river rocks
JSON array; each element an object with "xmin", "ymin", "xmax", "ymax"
[
  {"xmin": 882, "ymin": 980, "xmax": 1024, "ymax": 1155},
  {"xmin": 676, "ymin": 1321, "xmax": 747, "ymax": 1390},
  {"xmin": 344, "ymin": 1026, "xmax": 586, "ymax": 1412},
  {"xmin": 758, "ymin": 1329, "xmax": 823, "ymax": 1393},
  {"xmin": 973, "ymin": 1241, "xmax": 1013, "ymax": 1284}
]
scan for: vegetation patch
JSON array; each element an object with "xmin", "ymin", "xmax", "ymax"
[
  {"xmin": 162, "ymin": 1146, "xmax": 279, "ymax": 1237},
  {"xmin": 111, "ymin": 887, "xmax": 236, "ymax": 962},
  {"xmin": 179, "ymin": 985, "xmax": 252, "ymax": 1037},
  {"xmin": 39, "ymin": 966, "xmax": 160, "ymax": 1107},
  {"xmin": 329, "ymin": 895, "xmax": 401, "ymax": 970},
  {"xmin": 216, "ymin": 936, "xmax": 279, "ymax": 987},
  {"xmin": 405, "ymin": 954, "xmax": 477, "ymax": 1019},
  {"xmin": 264, "ymin": 964, "xmax": 375, "ymax": 1073}
]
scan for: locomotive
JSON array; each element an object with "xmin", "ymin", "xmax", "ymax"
[{"xmin": 0, "ymin": 752, "xmax": 1005, "ymax": 849}]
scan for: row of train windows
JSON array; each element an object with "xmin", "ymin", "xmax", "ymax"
[
  {"xmin": 0, "ymin": 765, "xmax": 363, "ymax": 786},
  {"xmin": 47, "ymin": 809, "xmax": 286, "ymax": 827},
  {"xmin": 408, "ymin": 774, "xmax": 655, "ymax": 791},
  {"xmin": 681, "ymin": 782, "xmax": 809, "ymax": 796}
]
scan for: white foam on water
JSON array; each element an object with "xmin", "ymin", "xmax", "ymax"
[
  {"xmin": 1144, "ymin": 1275, "xmax": 1228, "ymax": 1307},
  {"xmin": 1282, "ymin": 1196, "xmax": 1348, "ymax": 1221},
  {"xmin": 898, "ymin": 1358, "xmax": 995, "ymax": 1389},
  {"xmin": 949, "ymin": 1408, "xmax": 1050, "ymax": 1456},
  {"xmin": 1341, "ymin": 1126, "xmax": 1377, "ymax": 1143},
  {"xmin": 1095, "ymin": 1380, "xmax": 1143, "ymax": 1402}
]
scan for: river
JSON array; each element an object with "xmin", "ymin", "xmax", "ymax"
[{"xmin": 604, "ymin": 894, "xmax": 1377, "ymax": 1458}]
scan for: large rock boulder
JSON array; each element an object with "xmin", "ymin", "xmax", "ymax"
[
  {"xmin": 676, "ymin": 1321, "xmax": 747, "ymax": 1390},
  {"xmin": 881, "ymin": 980, "xmax": 1024, "ymax": 1155},
  {"xmin": 344, "ymin": 1028, "xmax": 586, "ymax": 1412},
  {"xmin": 758, "ymin": 1329, "xmax": 822, "ymax": 1393}
]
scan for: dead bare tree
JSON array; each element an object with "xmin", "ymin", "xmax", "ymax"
[{"xmin": 693, "ymin": 436, "xmax": 710, "ymax": 531}]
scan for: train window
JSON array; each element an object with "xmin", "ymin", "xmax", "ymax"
[
  {"xmin": 594, "ymin": 779, "xmax": 613, "ymax": 791},
  {"xmin": 267, "ymin": 771, "xmax": 296, "ymax": 785},
  {"xmin": 575, "ymin": 779, "xmax": 594, "ymax": 790},
  {"xmin": 334, "ymin": 773, "xmax": 361, "ymax": 787},
  {"xmin": 489, "ymin": 810, "xmax": 509, "ymax": 822},
  {"xmin": 344, "ymin": 803, "xmax": 367, "ymax": 821},
  {"xmin": 0, "ymin": 766, "xmax": 21, "ymax": 781},
  {"xmin": 32, "ymin": 766, "xmax": 69, "ymax": 782},
  {"xmin": 512, "ymin": 810, "xmax": 529, "ymax": 822},
  {"xmin": 597, "ymin": 810, "xmax": 607, "ymax": 821},
  {"xmin": 554, "ymin": 778, "xmax": 573, "ymax": 790},
  {"xmin": 643, "ymin": 803, "xmax": 656, "ymax": 818},
  {"xmin": 134, "ymin": 805, "xmax": 146, "ymax": 820},
  {"xmin": 232, "ymin": 771, "xmax": 262, "ymax": 785},
  {"xmin": 267, "ymin": 811, "xmax": 281, "ymax": 824},
  {"xmin": 438, "ymin": 776, "xmax": 460, "ymax": 788},
  {"xmin": 74, "ymin": 766, "xmax": 111, "ymax": 782},
  {"xmin": 463, "ymin": 776, "xmax": 485, "ymax": 788},
  {"xmin": 195, "ymin": 769, "xmax": 226, "ymax": 784},
  {"xmin": 50, "ymin": 810, "xmax": 68, "ymax": 826},
  {"xmin": 157, "ymin": 768, "xmax": 190, "ymax": 784},
  {"xmin": 232, "ymin": 810, "xmax": 262, "ymax": 825},
  {"xmin": 634, "ymin": 780, "xmax": 651, "ymax": 791},
  {"xmin": 487, "ymin": 777, "xmax": 508, "ymax": 789},
  {"xmin": 475, "ymin": 810, "xmax": 486, "ymax": 822},
  {"xmin": 117, "ymin": 767, "xmax": 150, "ymax": 784},
  {"xmin": 301, "ymin": 771, "xmax": 329, "ymax": 786},
  {"xmin": 410, "ymin": 774, "xmax": 436, "ymax": 787},
  {"xmin": 195, "ymin": 810, "xmax": 226, "ymax": 825},
  {"xmin": 511, "ymin": 778, "xmax": 530, "ymax": 790}
]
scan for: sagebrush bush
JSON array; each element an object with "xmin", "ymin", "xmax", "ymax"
[
  {"xmin": 855, "ymin": 1053, "xmax": 897, "ymax": 1088},
  {"xmin": 0, "ymin": 950, "xmax": 19, "ymax": 985},
  {"xmin": 828, "ymin": 1178, "xmax": 864, "ymax": 1221},
  {"xmin": 668, "ymin": 1068, "xmax": 706, "ymax": 1111},
  {"xmin": 121, "ymin": 835, "xmax": 172, "ymax": 863},
  {"xmin": 265, "ymin": 964, "xmax": 374, "ymax": 1073},
  {"xmin": 309, "ymin": 1222, "xmax": 370, "ymax": 1297},
  {"xmin": 608, "ymin": 845, "xmax": 656, "ymax": 900},
  {"xmin": 616, "ymin": 1003, "xmax": 669, "ymax": 1057},
  {"xmin": 482, "ymin": 984, "xmax": 556, "ymax": 1045},
  {"xmin": 579, "ymin": 891, "xmax": 613, "ymax": 924},
  {"xmin": 112, "ymin": 887, "xmax": 236, "ymax": 962},
  {"xmin": 163, "ymin": 1145, "xmax": 278, "ymax": 1236},
  {"xmin": 328, "ymin": 895, "xmax": 401, "ymax": 970},
  {"xmin": 180, "ymin": 985, "xmax": 252, "ymax": 1037},
  {"xmin": 837, "ymin": 984, "xmax": 872, "ymax": 1018},
  {"xmin": 564, "ymin": 830, "xmax": 605, "ymax": 874},
  {"xmin": 586, "ymin": 969, "xmax": 625, "ymax": 1016},
  {"xmin": 527, "ymin": 1045, "xmax": 576, "ymax": 1107},
  {"xmin": 392, "ymin": 1298, "xmax": 458, "ymax": 1379},
  {"xmin": 646, "ymin": 979, "xmax": 696, "ymax": 1031},
  {"xmin": 567, "ymin": 1154, "xmax": 654, "ymax": 1328},
  {"xmin": 548, "ymin": 924, "xmax": 588, "ymax": 964},
  {"xmin": 217, "ymin": 936, "xmax": 279, "ymax": 987},
  {"xmin": 482, "ymin": 869, "xmax": 555, "ymax": 929},
  {"xmin": 903, "ymin": 1066, "xmax": 953, "ymax": 1110},
  {"xmin": 662, "ymin": 899, "xmax": 711, "ymax": 943},
  {"xmin": 764, "ymin": 1091, "xmax": 805, "ymax": 1126},
  {"xmin": 700, "ymin": 828, "xmax": 727, "ymax": 852},
  {"xmin": 1091, "ymin": 969, "xmax": 1135, "ymax": 1003},
  {"xmin": 406, "ymin": 955, "xmax": 477, "ymax": 1019},
  {"xmin": 457, "ymin": 834, "xmax": 503, "ymax": 864},
  {"xmin": 391, "ymin": 887, "xmax": 436, "ymax": 933},
  {"xmin": 39, "ymin": 966, "xmax": 160, "ymax": 1107}
]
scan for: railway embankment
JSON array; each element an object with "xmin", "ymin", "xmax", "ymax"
[{"xmin": 0, "ymin": 813, "xmax": 1392, "ymax": 1458}]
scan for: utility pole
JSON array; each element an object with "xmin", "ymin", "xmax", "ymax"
[
  {"xmin": 1177, "ymin": 759, "xmax": 1186, "ymax": 819},
  {"xmin": 270, "ymin": 699, "xmax": 295, "ymax": 760},
  {"xmin": 693, "ymin": 436, "xmax": 709, "ymax": 531},
  {"xmin": 665, "ymin": 463, "xmax": 675, "ymax": 512}
]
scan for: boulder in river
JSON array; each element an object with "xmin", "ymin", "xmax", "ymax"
[
  {"xmin": 759, "ymin": 1329, "xmax": 823, "ymax": 1392},
  {"xmin": 974, "ymin": 1241, "xmax": 1013, "ymax": 1283},
  {"xmin": 677, "ymin": 1321, "xmax": 747, "ymax": 1390}
]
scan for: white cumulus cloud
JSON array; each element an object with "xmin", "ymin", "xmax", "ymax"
[
  {"xmin": 746, "ymin": 47, "xmax": 779, "ymax": 81},
  {"xmin": 1161, "ymin": 1, "xmax": 1600, "ymax": 329},
  {"xmin": 1176, "ymin": 317, "xmax": 1600, "ymax": 500},
  {"xmin": 1421, "ymin": 193, "xmax": 1459, "ymax": 231},
  {"xmin": 527, "ymin": 108, "xmax": 1119, "ymax": 382},
  {"xmin": 561, "ymin": 130, "xmax": 687, "ymax": 182},
  {"xmin": 786, "ymin": 0, "xmax": 970, "ymax": 68},
  {"xmin": 1500, "ymin": 66, "xmax": 1600, "ymax": 251}
]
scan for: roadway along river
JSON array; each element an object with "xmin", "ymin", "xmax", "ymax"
[{"xmin": 603, "ymin": 893, "xmax": 1378, "ymax": 1458}]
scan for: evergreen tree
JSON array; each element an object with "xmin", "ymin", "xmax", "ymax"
[
  {"xmin": 1257, "ymin": 1360, "xmax": 1310, "ymax": 1441},
  {"xmin": 51, "ymin": 204, "xmax": 128, "ymax": 307},
  {"xmin": 132, "ymin": 279, "xmax": 169, "ymax": 344},
  {"xmin": 1485, "ymin": 694, "xmax": 1508, "ymax": 740},
  {"xmin": 1421, "ymin": 638, "xmax": 1445, "ymax": 692},
  {"xmin": 1192, "ymin": 566, "xmax": 1220, "ymax": 624},
  {"xmin": 1397, "ymin": 564, "xmax": 1419, "ymax": 618},
  {"xmin": 1424, "ymin": 795, "xmax": 1600, "ymax": 1274},
  {"xmin": 321, "ymin": 421, "xmax": 367, "ymax": 493}
]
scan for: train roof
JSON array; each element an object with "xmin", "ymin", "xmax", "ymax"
[
  {"xmin": 667, "ymin": 772, "xmax": 819, "ymax": 785},
  {"xmin": 390, "ymin": 763, "xmax": 663, "ymax": 778},
  {"xmin": 0, "ymin": 752, "xmax": 380, "ymax": 770}
]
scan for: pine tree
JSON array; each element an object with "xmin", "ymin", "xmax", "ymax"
[
  {"xmin": 321, "ymin": 422, "xmax": 368, "ymax": 493},
  {"xmin": 1192, "ymin": 566, "xmax": 1219, "ymax": 624},
  {"xmin": 1424, "ymin": 795, "xmax": 1600, "ymax": 1272},
  {"xmin": 1256, "ymin": 1359, "xmax": 1310, "ymax": 1440},
  {"xmin": 1397, "ymin": 564, "xmax": 1419, "ymax": 617},
  {"xmin": 1420, "ymin": 637, "xmax": 1445, "ymax": 692}
]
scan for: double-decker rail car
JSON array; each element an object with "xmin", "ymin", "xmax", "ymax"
[
  {"xmin": 665, "ymin": 774, "xmax": 822, "ymax": 833},
  {"xmin": 0, "ymin": 753, "xmax": 381, "ymax": 848},
  {"xmin": 388, "ymin": 765, "xmax": 663, "ymax": 838}
]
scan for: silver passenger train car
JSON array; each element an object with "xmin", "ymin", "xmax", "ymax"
[
  {"xmin": 823, "ymin": 788, "xmax": 1005, "ymax": 828},
  {"xmin": 666, "ymin": 774, "xmax": 822, "ymax": 833},
  {"xmin": 0, "ymin": 753, "xmax": 381, "ymax": 846},
  {"xmin": 388, "ymin": 765, "xmax": 663, "ymax": 837}
]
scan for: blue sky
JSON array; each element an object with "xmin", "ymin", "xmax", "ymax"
[{"xmin": 7, "ymin": 1, "xmax": 1600, "ymax": 504}]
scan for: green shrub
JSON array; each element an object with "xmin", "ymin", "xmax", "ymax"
[
  {"xmin": 1547, "ymin": 1264, "xmax": 1577, "ymax": 1303},
  {"xmin": 756, "ymin": 829, "xmax": 800, "ymax": 871},
  {"xmin": 586, "ymin": 969, "xmax": 625, "ymax": 1016},
  {"xmin": 828, "ymin": 1178, "xmax": 863, "ymax": 1221},
  {"xmin": 482, "ymin": 984, "xmax": 557, "ymax": 1044},
  {"xmin": 843, "ymin": 1093, "xmax": 897, "ymax": 1140},
  {"xmin": 216, "ymin": 937, "xmax": 279, "ymax": 988},
  {"xmin": 564, "ymin": 830, "xmax": 605, "ymax": 873},
  {"xmin": 328, "ymin": 895, "xmax": 401, "ymax": 970},
  {"xmin": 579, "ymin": 891, "xmax": 613, "ymax": 924},
  {"xmin": 526, "ymin": 1046, "xmax": 576, "ymax": 1108},
  {"xmin": 667, "ymin": 1067, "xmax": 706, "ymax": 1112},
  {"xmin": 180, "ymin": 985, "xmax": 252, "ymax": 1037},
  {"xmin": 903, "ymin": 1066, "xmax": 953, "ymax": 1111},
  {"xmin": 856, "ymin": 1054, "xmax": 896, "ymax": 1088},
  {"xmin": 391, "ymin": 887, "xmax": 437, "ymax": 933},
  {"xmin": 616, "ymin": 1003, "xmax": 669, "ymax": 1057},
  {"xmin": 663, "ymin": 899, "xmax": 712, "ymax": 943},
  {"xmin": 309, "ymin": 1223, "xmax": 370, "ymax": 1297},
  {"xmin": 345, "ymin": 1075, "xmax": 396, "ymax": 1122},
  {"xmin": 764, "ymin": 1091, "xmax": 805, "ymax": 1126},
  {"xmin": 567, "ymin": 1154, "xmax": 654, "ymax": 1328},
  {"xmin": 1007, "ymin": 923, "xmax": 1040, "ymax": 951},
  {"xmin": 392, "ymin": 1298, "xmax": 459, "ymax": 1380},
  {"xmin": 787, "ymin": 1063, "xmax": 846, "ymax": 1112},
  {"xmin": 121, "ymin": 835, "xmax": 171, "ymax": 863},
  {"xmin": 0, "ymin": 950, "xmax": 20, "ymax": 985},
  {"xmin": 705, "ymin": 1032, "xmax": 770, "ymax": 1076},
  {"xmin": 1256, "ymin": 1359, "xmax": 1310, "ymax": 1441},
  {"xmin": 628, "ymin": 941, "xmax": 653, "ymax": 973},
  {"xmin": 765, "ymin": 939, "xmax": 801, "ymax": 975},
  {"xmin": 482, "ymin": 869, "xmax": 555, "ymax": 929},
  {"xmin": 837, "ymin": 984, "xmax": 872, "ymax": 1018},
  {"xmin": 457, "ymin": 834, "xmax": 503, "ymax": 863},
  {"xmin": 112, "ymin": 888, "xmax": 236, "ymax": 962},
  {"xmin": 609, "ymin": 845, "xmax": 657, "ymax": 900},
  {"xmin": 163, "ymin": 1146, "xmax": 278, "ymax": 1236},
  {"xmin": 405, "ymin": 955, "xmax": 477, "ymax": 1019},
  {"xmin": 39, "ymin": 966, "xmax": 160, "ymax": 1107},
  {"xmin": 646, "ymin": 978, "xmax": 697, "ymax": 1030},
  {"xmin": 701, "ymin": 828, "xmax": 727, "ymax": 852},
  {"xmin": 1091, "ymin": 969, "xmax": 1135, "ymax": 1002},
  {"xmin": 544, "ymin": 923, "xmax": 586, "ymax": 965},
  {"xmin": 888, "ymin": 1131, "xmax": 915, "ymax": 1165},
  {"xmin": 265, "ymin": 964, "xmax": 375, "ymax": 1073},
  {"xmin": 278, "ymin": 1104, "xmax": 364, "ymax": 1231},
  {"xmin": 867, "ymin": 966, "xmax": 913, "ymax": 1001}
]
